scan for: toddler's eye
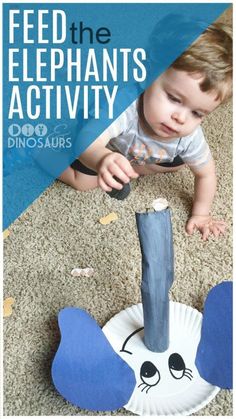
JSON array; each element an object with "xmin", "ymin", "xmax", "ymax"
[
  {"xmin": 192, "ymin": 110, "xmax": 204, "ymax": 119},
  {"xmin": 167, "ymin": 93, "xmax": 181, "ymax": 103}
]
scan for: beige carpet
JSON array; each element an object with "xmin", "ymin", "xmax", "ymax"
[{"xmin": 3, "ymin": 10, "xmax": 232, "ymax": 417}]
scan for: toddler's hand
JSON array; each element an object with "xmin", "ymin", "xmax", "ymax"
[
  {"xmin": 186, "ymin": 215, "xmax": 227, "ymax": 241},
  {"xmin": 97, "ymin": 152, "xmax": 139, "ymax": 192}
]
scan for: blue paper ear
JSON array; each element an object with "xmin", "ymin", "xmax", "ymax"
[
  {"xmin": 51, "ymin": 308, "xmax": 136, "ymax": 411},
  {"xmin": 195, "ymin": 281, "xmax": 233, "ymax": 389}
]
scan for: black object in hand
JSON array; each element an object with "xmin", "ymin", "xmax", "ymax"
[{"xmin": 106, "ymin": 176, "xmax": 131, "ymax": 200}]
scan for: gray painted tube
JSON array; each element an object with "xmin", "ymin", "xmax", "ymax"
[{"xmin": 135, "ymin": 208, "xmax": 174, "ymax": 352}]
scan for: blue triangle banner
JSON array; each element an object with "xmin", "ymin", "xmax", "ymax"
[{"xmin": 3, "ymin": 3, "xmax": 230, "ymax": 229}]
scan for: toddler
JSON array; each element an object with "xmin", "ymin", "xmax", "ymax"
[{"xmin": 59, "ymin": 21, "xmax": 232, "ymax": 240}]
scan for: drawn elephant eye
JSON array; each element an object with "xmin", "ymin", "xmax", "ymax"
[
  {"xmin": 168, "ymin": 353, "xmax": 193, "ymax": 380},
  {"xmin": 138, "ymin": 361, "xmax": 161, "ymax": 393}
]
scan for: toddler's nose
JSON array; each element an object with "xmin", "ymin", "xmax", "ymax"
[{"xmin": 172, "ymin": 110, "xmax": 186, "ymax": 124}]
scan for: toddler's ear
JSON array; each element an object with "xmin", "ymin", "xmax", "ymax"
[
  {"xmin": 51, "ymin": 307, "xmax": 136, "ymax": 411},
  {"xmin": 195, "ymin": 281, "xmax": 233, "ymax": 389}
]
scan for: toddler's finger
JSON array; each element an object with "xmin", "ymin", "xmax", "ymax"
[
  {"xmin": 217, "ymin": 224, "xmax": 227, "ymax": 235},
  {"xmin": 117, "ymin": 158, "xmax": 139, "ymax": 179},
  {"xmin": 211, "ymin": 225, "xmax": 220, "ymax": 238},
  {"xmin": 185, "ymin": 221, "xmax": 195, "ymax": 235},
  {"xmin": 202, "ymin": 226, "xmax": 210, "ymax": 241},
  {"xmin": 101, "ymin": 171, "xmax": 123, "ymax": 190},
  {"xmin": 98, "ymin": 176, "xmax": 112, "ymax": 192},
  {"xmin": 109, "ymin": 163, "xmax": 130, "ymax": 184},
  {"xmin": 214, "ymin": 220, "xmax": 227, "ymax": 226}
]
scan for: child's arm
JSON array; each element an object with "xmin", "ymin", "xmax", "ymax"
[
  {"xmin": 186, "ymin": 159, "xmax": 226, "ymax": 240},
  {"xmin": 79, "ymin": 133, "xmax": 138, "ymax": 192}
]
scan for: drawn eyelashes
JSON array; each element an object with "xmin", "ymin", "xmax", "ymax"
[{"xmin": 138, "ymin": 353, "xmax": 193, "ymax": 394}]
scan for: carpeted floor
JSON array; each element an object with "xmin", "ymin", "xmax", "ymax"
[{"xmin": 3, "ymin": 10, "xmax": 233, "ymax": 417}]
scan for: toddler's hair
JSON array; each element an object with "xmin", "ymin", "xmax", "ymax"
[{"xmin": 171, "ymin": 22, "xmax": 232, "ymax": 102}]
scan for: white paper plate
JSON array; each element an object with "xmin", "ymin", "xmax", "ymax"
[{"xmin": 103, "ymin": 302, "xmax": 220, "ymax": 416}]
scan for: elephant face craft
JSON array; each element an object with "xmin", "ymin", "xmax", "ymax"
[
  {"xmin": 117, "ymin": 326, "xmax": 194, "ymax": 393},
  {"xmin": 51, "ymin": 282, "xmax": 232, "ymax": 416},
  {"xmin": 103, "ymin": 302, "xmax": 215, "ymax": 415}
]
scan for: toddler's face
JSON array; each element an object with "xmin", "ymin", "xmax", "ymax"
[{"xmin": 143, "ymin": 68, "xmax": 221, "ymax": 140}]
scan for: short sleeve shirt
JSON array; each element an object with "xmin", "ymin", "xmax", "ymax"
[{"xmin": 106, "ymin": 99, "xmax": 211, "ymax": 169}]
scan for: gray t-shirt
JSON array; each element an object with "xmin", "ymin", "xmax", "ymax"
[{"xmin": 106, "ymin": 100, "xmax": 211, "ymax": 169}]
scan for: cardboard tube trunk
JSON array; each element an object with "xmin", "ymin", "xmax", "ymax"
[{"xmin": 135, "ymin": 208, "xmax": 174, "ymax": 352}]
